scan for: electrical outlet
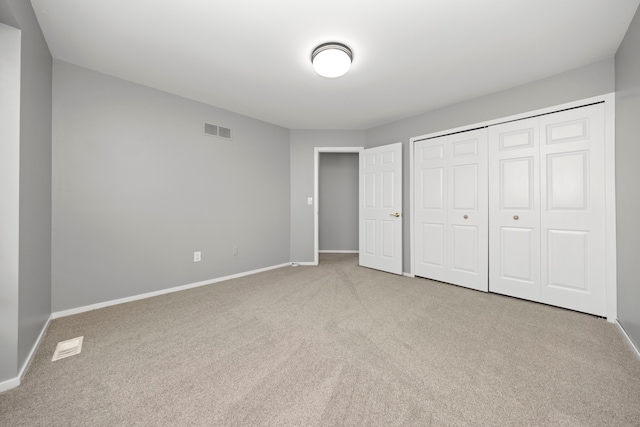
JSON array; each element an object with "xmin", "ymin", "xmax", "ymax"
[
  {"xmin": 307, "ymin": 197, "xmax": 313, "ymax": 205},
  {"xmin": 193, "ymin": 251, "xmax": 201, "ymax": 262},
  {"xmin": 232, "ymin": 246, "xmax": 238, "ymax": 256}
]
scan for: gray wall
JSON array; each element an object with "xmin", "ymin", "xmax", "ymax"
[
  {"xmin": 0, "ymin": 22, "xmax": 21, "ymax": 384},
  {"xmin": 615, "ymin": 5, "xmax": 640, "ymax": 350},
  {"xmin": 319, "ymin": 153, "xmax": 358, "ymax": 252},
  {"xmin": 366, "ymin": 58, "xmax": 615, "ymax": 273},
  {"xmin": 0, "ymin": 0, "xmax": 52, "ymax": 386},
  {"xmin": 14, "ymin": 0, "xmax": 53, "ymax": 373},
  {"xmin": 52, "ymin": 61, "xmax": 290, "ymax": 312},
  {"xmin": 290, "ymin": 130, "xmax": 365, "ymax": 262}
]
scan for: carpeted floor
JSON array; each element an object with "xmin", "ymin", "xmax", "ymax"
[{"xmin": 1, "ymin": 253, "xmax": 639, "ymax": 426}]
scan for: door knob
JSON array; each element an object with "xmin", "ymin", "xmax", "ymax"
[
  {"xmin": 390, "ymin": 212, "xmax": 401, "ymax": 217},
  {"xmin": 463, "ymin": 215, "xmax": 468, "ymax": 219},
  {"xmin": 513, "ymin": 215, "xmax": 519, "ymax": 220}
]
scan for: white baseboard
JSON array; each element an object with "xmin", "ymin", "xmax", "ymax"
[
  {"xmin": 403, "ymin": 272, "xmax": 415, "ymax": 278},
  {"xmin": 293, "ymin": 262, "xmax": 317, "ymax": 266},
  {"xmin": 52, "ymin": 262, "xmax": 291, "ymax": 319},
  {"xmin": 0, "ymin": 376, "xmax": 20, "ymax": 394},
  {"xmin": 318, "ymin": 250, "xmax": 359, "ymax": 254},
  {"xmin": 0, "ymin": 314, "xmax": 52, "ymax": 393},
  {"xmin": 19, "ymin": 315, "xmax": 52, "ymax": 380},
  {"xmin": 616, "ymin": 320, "xmax": 640, "ymax": 361}
]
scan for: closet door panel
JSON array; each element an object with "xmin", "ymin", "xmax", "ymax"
[
  {"xmin": 415, "ymin": 129, "xmax": 488, "ymax": 291},
  {"xmin": 489, "ymin": 118, "xmax": 541, "ymax": 302},
  {"xmin": 452, "ymin": 225, "xmax": 478, "ymax": 273},
  {"xmin": 539, "ymin": 104, "xmax": 606, "ymax": 316},
  {"xmin": 448, "ymin": 132, "xmax": 488, "ymax": 291},
  {"xmin": 415, "ymin": 141, "xmax": 448, "ymax": 282},
  {"xmin": 422, "ymin": 167, "xmax": 444, "ymax": 209},
  {"xmin": 421, "ymin": 223, "xmax": 444, "ymax": 268},
  {"xmin": 501, "ymin": 158, "xmax": 534, "ymax": 210},
  {"xmin": 500, "ymin": 227, "xmax": 535, "ymax": 283}
]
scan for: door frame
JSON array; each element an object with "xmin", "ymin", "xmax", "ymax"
[
  {"xmin": 409, "ymin": 93, "xmax": 617, "ymax": 321},
  {"xmin": 313, "ymin": 147, "xmax": 364, "ymax": 265}
]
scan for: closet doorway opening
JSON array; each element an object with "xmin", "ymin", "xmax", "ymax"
[{"xmin": 313, "ymin": 147, "xmax": 363, "ymax": 265}]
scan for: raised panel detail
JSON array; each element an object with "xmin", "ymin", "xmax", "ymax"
[
  {"xmin": 500, "ymin": 157, "xmax": 533, "ymax": 210},
  {"xmin": 364, "ymin": 173, "xmax": 375, "ymax": 208},
  {"xmin": 422, "ymin": 223, "xmax": 443, "ymax": 267},
  {"xmin": 453, "ymin": 164, "xmax": 477, "ymax": 210},
  {"xmin": 547, "ymin": 119, "xmax": 588, "ymax": 144},
  {"xmin": 382, "ymin": 171, "xmax": 394, "ymax": 208},
  {"xmin": 500, "ymin": 129, "xmax": 534, "ymax": 150},
  {"xmin": 364, "ymin": 220, "xmax": 376, "ymax": 255},
  {"xmin": 382, "ymin": 220, "xmax": 395, "ymax": 258},
  {"xmin": 422, "ymin": 168, "xmax": 443, "ymax": 210},
  {"xmin": 548, "ymin": 151, "xmax": 588, "ymax": 210},
  {"xmin": 365, "ymin": 154, "xmax": 376, "ymax": 167},
  {"xmin": 500, "ymin": 227, "xmax": 534, "ymax": 282},
  {"xmin": 382, "ymin": 151, "xmax": 394, "ymax": 164},
  {"xmin": 422, "ymin": 145, "xmax": 444, "ymax": 161},
  {"xmin": 548, "ymin": 230, "xmax": 588, "ymax": 291},
  {"xmin": 453, "ymin": 139, "xmax": 478, "ymax": 157},
  {"xmin": 452, "ymin": 225, "xmax": 477, "ymax": 273}
]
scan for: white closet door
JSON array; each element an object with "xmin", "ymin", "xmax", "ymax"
[
  {"xmin": 489, "ymin": 118, "xmax": 541, "ymax": 302},
  {"xmin": 489, "ymin": 104, "xmax": 607, "ymax": 316},
  {"xmin": 415, "ymin": 138, "xmax": 448, "ymax": 282},
  {"xmin": 539, "ymin": 104, "xmax": 606, "ymax": 316},
  {"xmin": 415, "ymin": 129, "xmax": 488, "ymax": 291}
]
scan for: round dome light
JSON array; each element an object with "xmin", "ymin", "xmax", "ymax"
[{"xmin": 311, "ymin": 42, "xmax": 353, "ymax": 78}]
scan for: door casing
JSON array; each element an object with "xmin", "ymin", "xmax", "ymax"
[{"xmin": 313, "ymin": 147, "xmax": 364, "ymax": 265}]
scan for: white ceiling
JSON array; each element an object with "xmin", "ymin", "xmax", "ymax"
[{"xmin": 31, "ymin": 0, "xmax": 639, "ymax": 130}]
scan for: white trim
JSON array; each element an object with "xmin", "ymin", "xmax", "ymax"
[
  {"xmin": 313, "ymin": 147, "xmax": 364, "ymax": 266},
  {"xmin": 409, "ymin": 93, "xmax": 617, "ymax": 319},
  {"xmin": 402, "ymin": 272, "xmax": 415, "ymax": 278},
  {"xmin": 0, "ymin": 376, "xmax": 20, "ymax": 393},
  {"xmin": 0, "ymin": 314, "xmax": 52, "ymax": 393},
  {"xmin": 603, "ymin": 93, "xmax": 617, "ymax": 322},
  {"xmin": 409, "ymin": 135, "xmax": 415, "ymax": 276},
  {"xmin": 294, "ymin": 261, "xmax": 317, "ymax": 266},
  {"xmin": 410, "ymin": 94, "xmax": 613, "ymax": 143},
  {"xmin": 52, "ymin": 263, "xmax": 290, "ymax": 319},
  {"xmin": 616, "ymin": 320, "xmax": 640, "ymax": 361},
  {"xmin": 19, "ymin": 315, "xmax": 51, "ymax": 379},
  {"xmin": 319, "ymin": 250, "xmax": 358, "ymax": 253}
]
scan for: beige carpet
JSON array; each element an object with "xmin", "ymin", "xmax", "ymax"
[{"xmin": 1, "ymin": 253, "xmax": 639, "ymax": 426}]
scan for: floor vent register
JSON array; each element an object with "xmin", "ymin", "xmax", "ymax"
[{"xmin": 51, "ymin": 336, "xmax": 84, "ymax": 361}]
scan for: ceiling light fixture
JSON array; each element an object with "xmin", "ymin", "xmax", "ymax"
[{"xmin": 311, "ymin": 42, "xmax": 353, "ymax": 78}]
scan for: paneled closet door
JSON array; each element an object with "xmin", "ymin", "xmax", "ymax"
[
  {"xmin": 415, "ymin": 129, "xmax": 488, "ymax": 291},
  {"xmin": 415, "ymin": 138, "xmax": 448, "ymax": 283},
  {"xmin": 489, "ymin": 104, "xmax": 607, "ymax": 316},
  {"xmin": 539, "ymin": 104, "xmax": 606, "ymax": 316},
  {"xmin": 489, "ymin": 118, "xmax": 541, "ymax": 302}
]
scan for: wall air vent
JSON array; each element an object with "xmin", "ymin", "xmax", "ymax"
[{"xmin": 203, "ymin": 122, "xmax": 232, "ymax": 140}]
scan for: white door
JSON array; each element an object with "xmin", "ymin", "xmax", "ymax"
[
  {"xmin": 489, "ymin": 104, "xmax": 607, "ymax": 316},
  {"xmin": 489, "ymin": 117, "xmax": 542, "ymax": 302},
  {"xmin": 359, "ymin": 143, "xmax": 403, "ymax": 275},
  {"xmin": 414, "ymin": 129, "xmax": 488, "ymax": 291},
  {"xmin": 539, "ymin": 104, "xmax": 607, "ymax": 316}
]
